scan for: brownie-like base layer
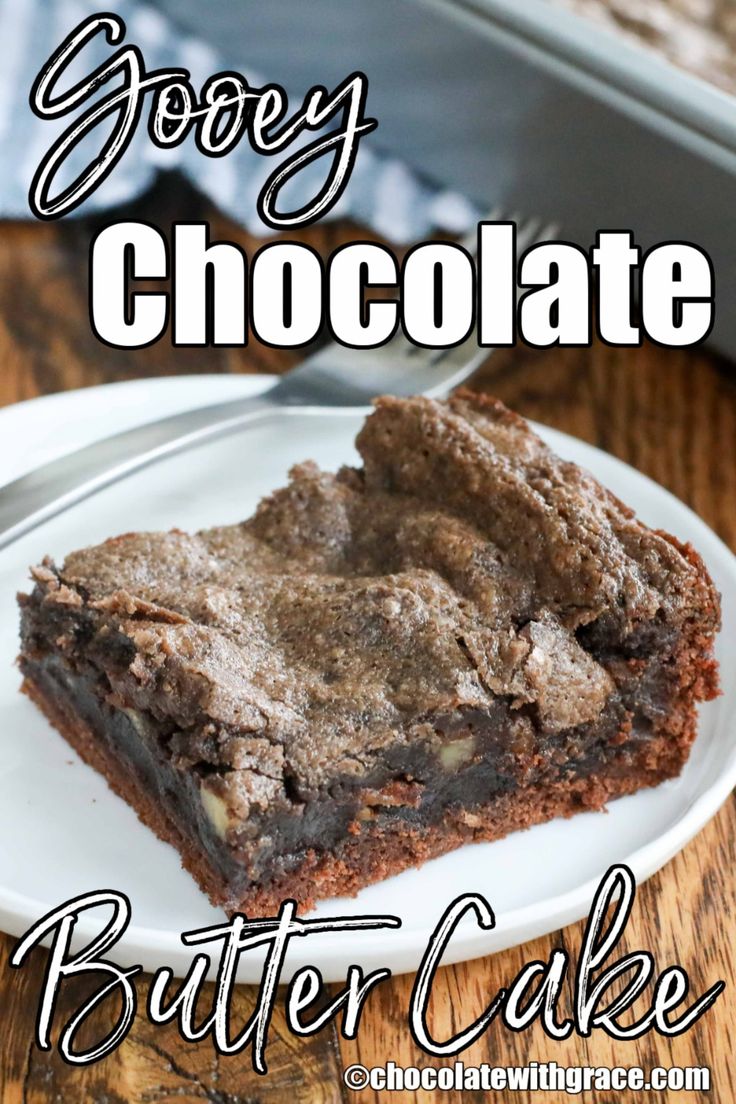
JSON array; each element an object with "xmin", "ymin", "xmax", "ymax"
[{"xmin": 22, "ymin": 668, "xmax": 691, "ymax": 917}]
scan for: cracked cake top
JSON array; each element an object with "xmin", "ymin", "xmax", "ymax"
[{"xmin": 29, "ymin": 392, "xmax": 720, "ymax": 814}]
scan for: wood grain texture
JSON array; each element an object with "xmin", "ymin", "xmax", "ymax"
[{"xmin": 0, "ymin": 174, "xmax": 734, "ymax": 1103}]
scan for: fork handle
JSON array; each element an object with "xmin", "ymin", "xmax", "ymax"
[{"xmin": 0, "ymin": 391, "xmax": 283, "ymax": 551}]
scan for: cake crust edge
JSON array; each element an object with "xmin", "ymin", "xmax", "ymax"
[{"xmin": 21, "ymin": 667, "xmax": 696, "ymax": 917}]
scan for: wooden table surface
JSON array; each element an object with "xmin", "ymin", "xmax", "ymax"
[{"xmin": 1, "ymin": 176, "xmax": 734, "ymax": 1103}]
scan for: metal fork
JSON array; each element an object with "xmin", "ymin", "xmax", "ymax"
[{"xmin": 0, "ymin": 215, "xmax": 551, "ymax": 550}]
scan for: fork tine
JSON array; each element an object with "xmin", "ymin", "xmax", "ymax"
[
  {"xmin": 516, "ymin": 217, "xmax": 541, "ymax": 252},
  {"xmin": 457, "ymin": 205, "xmax": 505, "ymax": 252},
  {"xmin": 517, "ymin": 218, "xmax": 559, "ymax": 253}
]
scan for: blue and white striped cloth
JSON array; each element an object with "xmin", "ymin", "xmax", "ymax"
[{"xmin": 1, "ymin": 0, "xmax": 478, "ymax": 241}]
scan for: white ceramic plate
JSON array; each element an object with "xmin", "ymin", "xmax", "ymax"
[{"xmin": 1, "ymin": 374, "xmax": 734, "ymax": 984}]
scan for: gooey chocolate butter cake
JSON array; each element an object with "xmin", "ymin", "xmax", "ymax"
[{"xmin": 18, "ymin": 393, "xmax": 720, "ymax": 914}]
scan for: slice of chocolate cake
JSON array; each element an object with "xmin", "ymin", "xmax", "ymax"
[{"xmin": 17, "ymin": 392, "xmax": 720, "ymax": 915}]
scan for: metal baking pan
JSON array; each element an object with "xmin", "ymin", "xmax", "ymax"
[{"xmin": 158, "ymin": 0, "xmax": 736, "ymax": 358}]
